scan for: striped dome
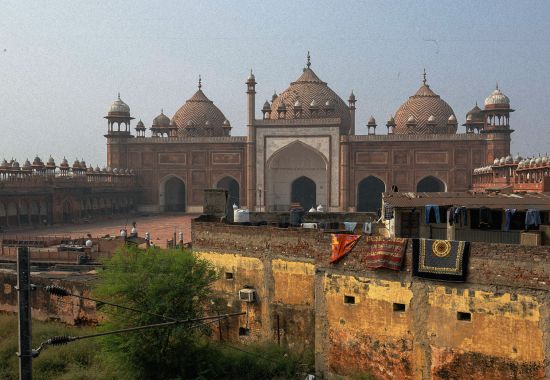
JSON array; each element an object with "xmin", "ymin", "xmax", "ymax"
[
  {"xmin": 269, "ymin": 67, "xmax": 350, "ymax": 133},
  {"xmin": 394, "ymin": 83, "xmax": 456, "ymax": 135},
  {"xmin": 172, "ymin": 88, "xmax": 229, "ymax": 137}
]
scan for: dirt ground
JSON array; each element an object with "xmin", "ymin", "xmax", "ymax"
[{"xmin": 0, "ymin": 214, "xmax": 197, "ymax": 248}]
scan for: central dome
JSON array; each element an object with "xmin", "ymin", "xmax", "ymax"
[
  {"xmin": 269, "ymin": 66, "xmax": 350, "ymax": 132},
  {"xmin": 172, "ymin": 82, "xmax": 230, "ymax": 137},
  {"xmin": 394, "ymin": 81, "xmax": 456, "ymax": 135}
]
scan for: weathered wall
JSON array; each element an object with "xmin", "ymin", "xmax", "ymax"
[
  {"xmin": 196, "ymin": 251, "xmax": 316, "ymax": 351},
  {"xmin": 0, "ymin": 270, "xmax": 98, "ymax": 325},
  {"xmin": 192, "ymin": 221, "xmax": 550, "ymax": 379}
]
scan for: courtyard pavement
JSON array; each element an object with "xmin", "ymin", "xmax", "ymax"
[{"xmin": 1, "ymin": 214, "xmax": 197, "ymax": 248}]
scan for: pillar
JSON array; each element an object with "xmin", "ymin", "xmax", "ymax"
[{"xmin": 246, "ymin": 71, "xmax": 257, "ymax": 210}]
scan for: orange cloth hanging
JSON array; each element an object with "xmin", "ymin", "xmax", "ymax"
[{"xmin": 330, "ymin": 234, "xmax": 361, "ymax": 264}]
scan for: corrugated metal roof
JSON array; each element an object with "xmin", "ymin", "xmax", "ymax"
[{"xmin": 382, "ymin": 191, "xmax": 550, "ymax": 210}]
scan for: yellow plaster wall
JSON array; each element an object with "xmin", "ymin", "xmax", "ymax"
[
  {"xmin": 428, "ymin": 286, "xmax": 544, "ymax": 362},
  {"xmin": 324, "ymin": 274, "xmax": 413, "ymax": 338},
  {"xmin": 196, "ymin": 251, "xmax": 266, "ymax": 342},
  {"xmin": 272, "ymin": 259, "xmax": 315, "ymax": 305},
  {"xmin": 196, "ymin": 251, "xmax": 264, "ymax": 294}
]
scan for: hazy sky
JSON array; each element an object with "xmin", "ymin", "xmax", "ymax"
[{"xmin": 1, "ymin": 1, "xmax": 549, "ymax": 166}]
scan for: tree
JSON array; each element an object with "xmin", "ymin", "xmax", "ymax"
[{"xmin": 93, "ymin": 246, "xmax": 218, "ymax": 380}]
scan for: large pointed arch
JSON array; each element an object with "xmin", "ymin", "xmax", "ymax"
[
  {"xmin": 159, "ymin": 175, "xmax": 186, "ymax": 212},
  {"xmin": 357, "ymin": 176, "xmax": 386, "ymax": 212},
  {"xmin": 266, "ymin": 141, "xmax": 328, "ymax": 211},
  {"xmin": 416, "ymin": 176, "xmax": 446, "ymax": 192}
]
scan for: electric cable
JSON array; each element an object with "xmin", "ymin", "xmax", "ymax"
[
  {"xmin": 44, "ymin": 285, "xmax": 183, "ymax": 322},
  {"xmin": 32, "ymin": 311, "xmax": 245, "ymax": 357}
]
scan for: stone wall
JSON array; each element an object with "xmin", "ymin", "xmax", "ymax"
[
  {"xmin": 0, "ymin": 270, "xmax": 98, "ymax": 325},
  {"xmin": 192, "ymin": 221, "xmax": 550, "ymax": 379}
]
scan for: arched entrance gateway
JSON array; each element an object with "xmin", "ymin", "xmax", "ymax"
[
  {"xmin": 160, "ymin": 176, "xmax": 186, "ymax": 212},
  {"xmin": 217, "ymin": 177, "xmax": 240, "ymax": 220},
  {"xmin": 291, "ymin": 176, "xmax": 316, "ymax": 210},
  {"xmin": 357, "ymin": 176, "xmax": 386, "ymax": 212},
  {"xmin": 417, "ymin": 176, "xmax": 446, "ymax": 192},
  {"xmin": 266, "ymin": 141, "xmax": 328, "ymax": 211}
]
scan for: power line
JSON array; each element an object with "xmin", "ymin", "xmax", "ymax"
[
  {"xmin": 32, "ymin": 311, "xmax": 245, "ymax": 357},
  {"xmin": 45, "ymin": 285, "xmax": 181, "ymax": 322}
]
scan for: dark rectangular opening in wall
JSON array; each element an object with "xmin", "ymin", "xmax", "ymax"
[
  {"xmin": 457, "ymin": 311, "xmax": 471, "ymax": 321},
  {"xmin": 344, "ymin": 295, "xmax": 355, "ymax": 305},
  {"xmin": 238, "ymin": 327, "xmax": 250, "ymax": 336},
  {"xmin": 393, "ymin": 303, "xmax": 406, "ymax": 312},
  {"xmin": 225, "ymin": 272, "xmax": 234, "ymax": 280}
]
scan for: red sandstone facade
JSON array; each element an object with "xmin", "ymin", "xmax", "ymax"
[
  {"xmin": 106, "ymin": 57, "xmax": 513, "ymax": 213},
  {"xmin": 0, "ymin": 158, "xmax": 139, "ymax": 228}
]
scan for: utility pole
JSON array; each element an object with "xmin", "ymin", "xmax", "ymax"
[{"xmin": 17, "ymin": 246, "xmax": 32, "ymax": 380}]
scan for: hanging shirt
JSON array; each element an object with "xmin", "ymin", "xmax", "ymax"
[
  {"xmin": 525, "ymin": 209, "xmax": 541, "ymax": 228},
  {"xmin": 504, "ymin": 209, "xmax": 516, "ymax": 231},
  {"xmin": 425, "ymin": 205, "xmax": 441, "ymax": 224},
  {"xmin": 344, "ymin": 222, "xmax": 357, "ymax": 232}
]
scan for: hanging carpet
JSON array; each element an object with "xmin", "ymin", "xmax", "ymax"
[
  {"xmin": 412, "ymin": 238, "xmax": 470, "ymax": 282},
  {"xmin": 362, "ymin": 237, "xmax": 408, "ymax": 271}
]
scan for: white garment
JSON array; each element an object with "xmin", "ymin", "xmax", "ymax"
[{"xmin": 363, "ymin": 222, "xmax": 372, "ymax": 234}]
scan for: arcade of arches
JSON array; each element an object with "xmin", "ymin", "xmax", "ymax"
[{"xmin": 0, "ymin": 195, "xmax": 137, "ymax": 229}]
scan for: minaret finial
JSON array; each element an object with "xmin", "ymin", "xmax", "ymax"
[
  {"xmin": 198, "ymin": 75, "xmax": 202, "ymax": 90},
  {"xmin": 117, "ymin": 92, "xmax": 121, "ymax": 100},
  {"xmin": 422, "ymin": 68, "xmax": 427, "ymax": 85},
  {"xmin": 306, "ymin": 51, "xmax": 311, "ymax": 68}
]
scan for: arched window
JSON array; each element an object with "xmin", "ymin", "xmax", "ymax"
[
  {"xmin": 357, "ymin": 176, "xmax": 386, "ymax": 212},
  {"xmin": 416, "ymin": 176, "xmax": 446, "ymax": 192}
]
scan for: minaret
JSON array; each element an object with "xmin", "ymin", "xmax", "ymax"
[
  {"xmin": 246, "ymin": 70, "xmax": 257, "ymax": 210},
  {"xmin": 348, "ymin": 91, "xmax": 356, "ymax": 135},
  {"xmin": 482, "ymin": 84, "xmax": 514, "ymax": 164},
  {"xmin": 104, "ymin": 93, "xmax": 133, "ymax": 168}
]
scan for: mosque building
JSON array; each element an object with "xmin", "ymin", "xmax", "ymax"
[{"xmin": 106, "ymin": 54, "xmax": 513, "ymax": 213}]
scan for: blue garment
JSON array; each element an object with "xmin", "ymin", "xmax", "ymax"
[
  {"xmin": 525, "ymin": 209, "xmax": 541, "ymax": 228},
  {"xmin": 344, "ymin": 222, "xmax": 357, "ymax": 232},
  {"xmin": 454, "ymin": 206, "xmax": 467, "ymax": 227},
  {"xmin": 504, "ymin": 209, "xmax": 516, "ymax": 231},
  {"xmin": 425, "ymin": 204, "xmax": 441, "ymax": 224}
]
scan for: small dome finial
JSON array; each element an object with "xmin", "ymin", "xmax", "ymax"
[
  {"xmin": 422, "ymin": 68, "xmax": 427, "ymax": 86},
  {"xmin": 198, "ymin": 75, "xmax": 202, "ymax": 90},
  {"xmin": 496, "ymin": 82, "xmax": 499, "ymax": 90},
  {"xmin": 117, "ymin": 92, "xmax": 121, "ymax": 100},
  {"xmin": 161, "ymin": 108, "xmax": 164, "ymax": 114},
  {"xmin": 306, "ymin": 51, "xmax": 311, "ymax": 68}
]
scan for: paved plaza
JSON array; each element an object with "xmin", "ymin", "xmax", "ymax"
[{"xmin": 1, "ymin": 214, "xmax": 197, "ymax": 248}]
